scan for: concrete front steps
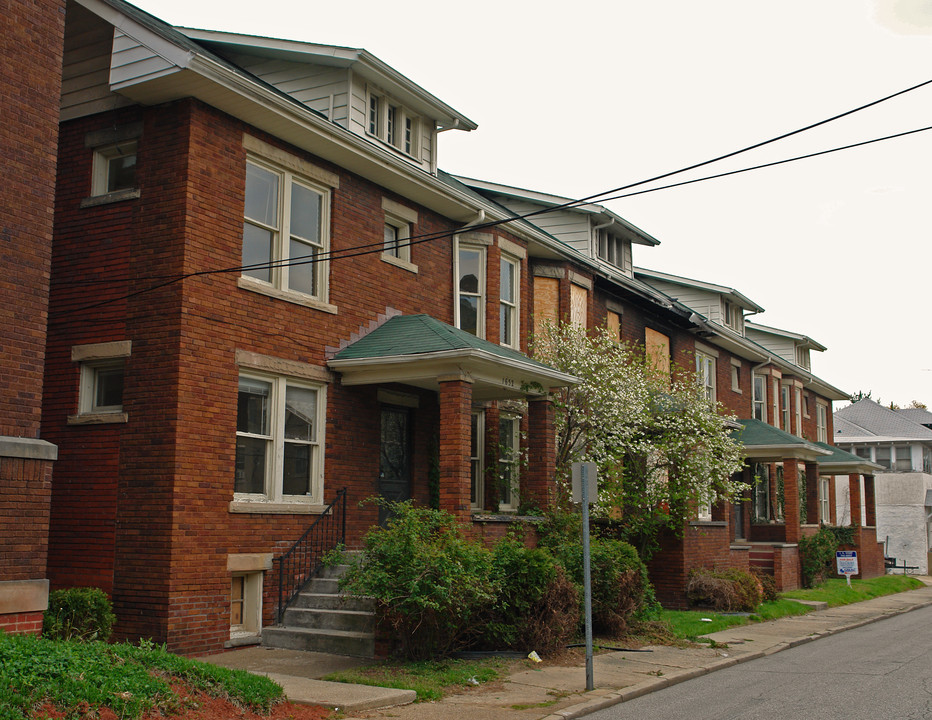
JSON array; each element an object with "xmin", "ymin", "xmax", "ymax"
[{"xmin": 262, "ymin": 563, "xmax": 376, "ymax": 658}]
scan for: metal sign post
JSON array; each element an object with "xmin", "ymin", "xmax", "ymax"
[{"xmin": 573, "ymin": 461, "xmax": 597, "ymax": 692}]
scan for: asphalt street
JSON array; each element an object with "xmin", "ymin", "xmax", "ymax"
[{"xmin": 583, "ymin": 602, "xmax": 932, "ymax": 720}]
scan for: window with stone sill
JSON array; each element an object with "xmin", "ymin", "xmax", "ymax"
[
  {"xmin": 456, "ymin": 243, "xmax": 486, "ymax": 338},
  {"xmin": 242, "ymin": 156, "xmax": 331, "ymax": 304},
  {"xmin": 235, "ymin": 373, "xmax": 325, "ymax": 505},
  {"xmin": 92, "ymin": 141, "xmax": 137, "ymax": 197},
  {"xmin": 499, "ymin": 255, "xmax": 519, "ymax": 349},
  {"xmin": 70, "ymin": 341, "xmax": 131, "ymax": 424}
]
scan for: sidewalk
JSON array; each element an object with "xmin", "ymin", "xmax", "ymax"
[{"xmin": 204, "ymin": 578, "xmax": 932, "ymax": 719}]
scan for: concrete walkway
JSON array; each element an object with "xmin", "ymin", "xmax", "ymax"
[{"xmin": 203, "ymin": 578, "xmax": 932, "ymax": 719}]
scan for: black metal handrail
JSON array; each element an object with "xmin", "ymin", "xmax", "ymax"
[{"xmin": 275, "ymin": 487, "xmax": 347, "ymax": 624}]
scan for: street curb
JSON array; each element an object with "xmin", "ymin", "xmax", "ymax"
[{"xmin": 539, "ymin": 594, "xmax": 932, "ymax": 720}]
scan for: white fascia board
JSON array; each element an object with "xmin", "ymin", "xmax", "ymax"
[
  {"xmin": 457, "ymin": 176, "xmax": 659, "ymax": 246},
  {"xmin": 328, "ymin": 347, "xmax": 579, "ymax": 390},
  {"xmin": 741, "ymin": 443, "xmax": 833, "ymax": 462},
  {"xmin": 635, "ymin": 267, "xmax": 765, "ymax": 313},
  {"xmin": 178, "ymin": 29, "xmax": 476, "ymax": 131},
  {"xmin": 746, "ymin": 321, "xmax": 827, "ymax": 352},
  {"xmin": 78, "ymin": 0, "xmax": 196, "ymax": 68}
]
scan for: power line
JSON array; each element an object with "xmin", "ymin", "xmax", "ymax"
[{"xmin": 48, "ymin": 80, "xmax": 932, "ymax": 319}]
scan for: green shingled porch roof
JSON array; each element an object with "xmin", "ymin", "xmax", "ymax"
[
  {"xmin": 333, "ymin": 314, "xmax": 556, "ymax": 370},
  {"xmin": 811, "ymin": 441, "xmax": 865, "ymax": 464},
  {"xmin": 730, "ymin": 418, "xmax": 813, "ymax": 447}
]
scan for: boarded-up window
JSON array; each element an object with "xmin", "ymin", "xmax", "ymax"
[
  {"xmin": 645, "ymin": 328, "xmax": 670, "ymax": 382},
  {"xmin": 606, "ymin": 311, "xmax": 622, "ymax": 343},
  {"xmin": 570, "ymin": 284, "xmax": 588, "ymax": 328},
  {"xmin": 533, "ymin": 277, "xmax": 559, "ymax": 340}
]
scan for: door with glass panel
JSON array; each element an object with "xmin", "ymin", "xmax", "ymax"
[{"xmin": 379, "ymin": 407, "xmax": 411, "ymax": 525}]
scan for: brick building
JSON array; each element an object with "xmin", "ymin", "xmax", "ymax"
[
  {"xmin": 0, "ymin": 0, "xmax": 65, "ymax": 634},
  {"xmin": 3, "ymin": 0, "xmax": 882, "ymax": 653}
]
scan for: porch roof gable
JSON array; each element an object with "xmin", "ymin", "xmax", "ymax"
[
  {"xmin": 811, "ymin": 441, "xmax": 884, "ymax": 475},
  {"xmin": 732, "ymin": 418, "xmax": 832, "ymax": 462},
  {"xmin": 327, "ymin": 314, "xmax": 578, "ymax": 401}
]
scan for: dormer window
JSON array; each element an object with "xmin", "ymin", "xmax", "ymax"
[
  {"xmin": 796, "ymin": 346, "xmax": 811, "ymax": 369},
  {"xmin": 596, "ymin": 230, "xmax": 631, "ymax": 274},
  {"xmin": 722, "ymin": 300, "xmax": 742, "ymax": 333},
  {"xmin": 367, "ymin": 89, "xmax": 420, "ymax": 158}
]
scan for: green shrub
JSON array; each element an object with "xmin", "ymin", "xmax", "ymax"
[
  {"xmin": 686, "ymin": 568, "xmax": 762, "ymax": 612},
  {"xmin": 752, "ymin": 568, "xmax": 778, "ymax": 603},
  {"xmin": 43, "ymin": 587, "xmax": 115, "ymax": 642},
  {"xmin": 540, "ymin": 511, "xmax": 654, "ymax": 637},
  {"xmin": 339, "ymin": 501, "xmax": 496, "ymax": 660},
  {"xmin": 798, "ymin": 528, "xmax": 838, "ymax": 588},
  {"xmin": 481, "ymin": 539, "xmax": 579, "ymax": 653}
]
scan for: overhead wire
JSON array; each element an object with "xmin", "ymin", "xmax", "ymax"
[{"xmin": 48, "ymin": 78, "xmax": 932, "ymax": 320}]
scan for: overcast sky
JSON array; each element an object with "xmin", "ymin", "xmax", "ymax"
[{"xmin": 132, "ymin": 0, "xmax": 932, "ymax": 409}]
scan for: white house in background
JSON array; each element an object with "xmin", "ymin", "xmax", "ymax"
[{"xmin": 834, "ymin": 398, "xmax": 932, "ymax": 573}]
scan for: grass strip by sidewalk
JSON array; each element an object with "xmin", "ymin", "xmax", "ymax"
[
  {"xmin": 0, "ymin": 633, "xmax": 283, "ymax": 720},
  {"xmin": 662, "ymin": 574, "xmax": 924, "ymax": 643},
  {"xmin": 322, "ymin": 657, "xmax": 511, "ymax": 701}
]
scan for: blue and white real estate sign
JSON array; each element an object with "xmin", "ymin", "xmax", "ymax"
[{"xmin": 836, "ymin": 550, "xmax": 858, "ymax": 576}]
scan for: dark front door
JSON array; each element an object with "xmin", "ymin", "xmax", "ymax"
[{"xmin": 379, "ymin": 406, "xmax": 411, "ymax": 525}]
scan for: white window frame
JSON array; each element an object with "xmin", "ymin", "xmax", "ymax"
[
  {"xmin": 796, "ymin": 346, "xmax": 811, "ymax": 370},
  {"xmin": 722, "ymin": 300, "xmax": 743, "ymax": 333},
  {"xmin": 91, "ymin": 140, "xmax": 138, "ymax": 197},
  {"xmin": 499, "ymin": 254, "xmax": 520, "ymax": 349},
  {"xmin": 381, "ymin": 198, "xmax": 418, "ymax": 272},
  {"xmin": 70, "ymin": 341, "xmax": 131, "ymax": 424},
  {"xmin": 794, "ymin": 387, "xmax": 803, "ymax": 436},
  {"xmin": 730, "ymin": 359, "xmax": 741, "ymax": 393},
  {"xmin": 366, "ymin": 88, "xmax": 421, "ymax": 159},
  {"xmin": 242, "ymin": 156, "xmax": 331, "ymax": 302},
  {"xmin": 235, "ymin": 372, "xmax": 326, "ymax": 506},
  {"xmin": 695, "ymin": 351, "xmax": 716, "ymax": 403},
  {"xmin": 455, "ymin": 239, "xmax": 487, "ymax": 338},
  {"xmin": 781, "ymin": 384, "xmax": 791, "ymax": 432},
  {"xmin": 819, "ymin": 476, "xmax": 831, "ymax": 524},
  {"xmin": 816, "ymin": 403, "xmax": 828, "ymax": 443},
  {"xmin": 471, "ymin": 410, "xmax": 485, "ymax": 510},
  {"xmin": 753, "ymin": 374, "xmax": 767, "ymax": 422},
  {"xmin": 498, "ymin": 414, "xmax": 521, "ymax": 512},
  {"xmin": 230, "ymin": 571, "xmax": 263, "ymax": 640},
  {"xmin": 697, "ymin": 483, "xmax": 713, "ymax": 522},
  {"xmin": 771, "ymin": 378, "xmax": 779, "ymax": 428}
]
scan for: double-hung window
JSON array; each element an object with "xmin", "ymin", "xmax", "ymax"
[
  {"xmin": 242, "ymin": 158, "xmax": 329, "ymax": 301},
  {"xmin": 781, "ymin": 384, "xmax": 791, "ymax": 432},
  {"xmin": 470, "ymin": 411, "xmax": 485, "ymax": 509},
  {"xmin": 819, "ymin": 476, "xmax": 831, "ymax": 524},
  {"xmin": 92, "ymin": 141, "xmax": 137, "ymax": 196},
  {"xmin": 794, "ymin": 387, "xmax": 803, "ymax": 435},
  {"xmin": 816, "ymin": 403, "xmax": 828, "ymax": 443},
  {"xmin": 695, "ymin": 351, "xmax": 716, "ymax": 403},
  {"xmin": 456, "ymin": 243, "xmax": 486, "ymax": 337},
  {"xmin": 500, "ymin": 255, "xmax": 519, "ymax": 348},
  {"xmin": 753, "ymin": 375, "xmax": 767, "ymax": 421},
  {"xmin": 498, "ymin": 415, "xmax": 520, "ymax": 511},
  {"xmin": 235, "ymin": 374, "xmax": 324, "ymax": 504},
  {"xmin": 381, "ymin": 198, "xmax": 418, "ymax": 271}
]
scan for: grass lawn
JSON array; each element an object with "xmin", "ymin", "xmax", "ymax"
[
  {"xmin": 0, "ymin": 634, "xmax": 284, "ymax": 720},
  {"xmin": 322, "ymin": 657, "xmax": 512, "ymax": 701},
  {"xmin": 660, "ymin": 574, "xmax": 924, "ymax": 643}
]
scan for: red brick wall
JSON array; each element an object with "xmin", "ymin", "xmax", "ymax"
[
  {"xmin": 0, "ymin": 0, "xmax": 64, "ymax": 626},
  {"xmin": 0, "ymin": 611, "xmax": 44, "ymax": 636},
  {"xmin": 0, "ymin": 0, "xmax": 64, "ymax": 437},
  {"xmin": 46, "ymin": 98, "xmax": 550, "ymax": 654}
]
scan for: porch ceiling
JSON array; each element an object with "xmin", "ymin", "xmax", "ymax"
[
  {"xmin": 733, "ymin": 418, "xmax": 832, "ymax": 462},
  {"xmin": 327, "ymin": 314, "xmax": 578, "ymax": 401}
]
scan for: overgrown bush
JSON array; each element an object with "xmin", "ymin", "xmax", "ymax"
[
  {"xmin": 686, "ymin": 568, "xmax": 763, "ymax": 612},
  {"xmin": 798, "ymin": 527, "xmax": 838, "ymax": 587},
  {"xmin": 43, "ymin": 587, "xmax": 115, "ymax": 642},
  {"xmin": 339, "ymin": 501, "xmax": 496, "ymax": 660},
  {"xmin": 481, "ymin": 539, "xmax": 579, "ymax": 653},
  {"xmin": 540, "ymin": 511, "xmax": 654, "ymax": 637},
  {"xmin": 752, "ymin": 568, "xmax": 778, "ymax": 603}
]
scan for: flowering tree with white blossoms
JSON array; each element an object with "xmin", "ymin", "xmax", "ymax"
[{"xmin": 533, "ymin": 321, "xmax": 747, "ymax": 558}]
